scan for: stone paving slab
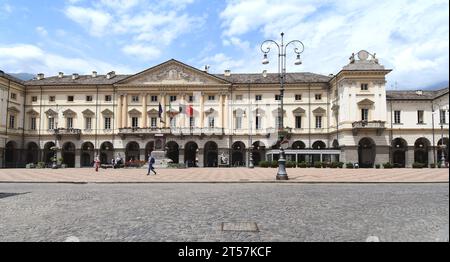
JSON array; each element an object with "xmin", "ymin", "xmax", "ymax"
[{"xmin": 0, "ymin": 167, "xmax": 448, "ymax": 183}]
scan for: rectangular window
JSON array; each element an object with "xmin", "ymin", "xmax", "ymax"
[
  {"xmin": 68, "ymin": 96, "xmax": 74, "ymax": 102},
  {"xmin": 30, "ymin": 117, "xmax": 37, "ymax": 130},
  {"xmin": 440, "ymin": 110, "xmax": 447, "ymax": 124},
  {"xmin": 208, "ymin": 95, "xmax": 215, "ymax": 101},
  {"xmin": 208, "ymin": 117, "xmax": 215, "ymax": 128},
  {"xmin": 104, "ymin": 117, "xmax": 111, "ymax": 130},
  {"xmin": 85, "ymin": 117, "xmax": 92, "ymax": 130},
  {"xmin": 49, "ymin": 96, "xmax": 55, "ymax": 102},
  {"xmin": 132, "ymin": 117, "xmax": 139, "ymax": 128},
  {"xmin": 132, "ymin": 95, "xmax": 139, "ymax": 102},
  {"xmin": 235, "ymin": 95, "xmax": 243, "ymax": 101},
  {"xmin": 10, "ymin": 93, "xmax": 17, "ymax": 100},
  {"xmin": 315, "ymin": 116, "xmax": 322, "ymax": 129},
  {"xmin": 235, "ymin": 116, "xmax": 242, "ymax": 129},
  {"xmin": 255, "ymin": 95, "xmax": 262, "ymax": 101},
  {"xmin": 417, "ymin": 110, "xmax": 424, "ymax": 124},
  {"xmin": 315, "ymin": 94, "xmax": 322, "ymax": 100},
  {"xmin": 48, "ymin": 117, "xmax": 55, "ymax": 130},
  {"xmin": 255, "ymin": 116, "xmax": 262, "ymax": 130},
  {"xmin": 275, "ymin": 95, "xmax": 281, "ymax": 101},
  {"xmin": 295, "ymin": 116, "xmax": 302, "ymax": 128},
  {"xmin": 276, "ymin": 116, "xmax": 282, "ymax": 129},
  {"xmin": 31, "ymin": 96, "xmax": 38, "ymax": 102},
  {"xmin": 66, "ymin": 117, "xmax": 73, "ymax": 129},
  {"xmin": 295, "ymin": 94, "xmax": 302, "ymax": 101},
  {"xmin": 394, "ymin": 111, "xmax": 401, "ymax": 124},
  {"xmin": 151, "ymin": 95, "xmax": 158, "ymax": 102},
  {"xmin": 190, "ymin": 117, "xmax": 195, "ymax": 128},
  {"xmin": 361, "ymin": 109, "xmax": 369, "ymax": 121},
  {"xmin": 170, "ymin": 117, "xmax": 176, "ymax": 128},
  {"xmin": 86, "ymin": 95, "xmax": 93, "ymax": 102},
  {"xmin": 151, "ymin": 117, "xmax": 157, "ymax": 128},
  {"xmin": 361, "ymin": 83, "xmax": 369, "ymax": 91},
  {"xmin": 170, "ymin": 95, "xmax": 177, "ymax": 102},
  {"xmin": 188, "ymin": 95, "xmax": 194, "ymax": 102},
  {"xmin": 105, "ymin": 95, "xmax": 112, "ymax": 102},
  {"xmin": 9, "ymin": 115, "xmax": 15, "ymax": 128}
]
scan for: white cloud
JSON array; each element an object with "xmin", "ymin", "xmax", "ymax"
[
  {"xmin": 36, "ymin": 26, "xmax": 48, "ymax": 37},
  {"xmin": 122, "ymin": 44, "xmax": 161, "ymax": 60},
  {"xmin": 64, "ymin": 6, "xmax": 112, "ymax": 37},
  {"xmin": 0, "ymin": 44, "xmax": 132, "ymax": 75},
  {"xmin": 219, "ymin": 0, "xmax": 449, "ymax": 89},
  {"xmin": 63, "ymin": 0, "xmax": 202, "ymax": 60}
]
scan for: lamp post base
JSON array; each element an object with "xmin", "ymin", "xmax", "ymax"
[
  {"xmin": 276, "ymin": 174, "xmax": 289, "ymax": 180},
  {"xmin": 276, "ymin": 148, "xmax": 288, "ymax": 180}
]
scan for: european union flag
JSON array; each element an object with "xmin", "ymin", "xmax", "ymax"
[{"xmin": 158, "ymin": 103, "xmax": 163, "ymax": 119}]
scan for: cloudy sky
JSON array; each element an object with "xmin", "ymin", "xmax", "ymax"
[{"xmin": 0, "ymin": 0, "xmax": 448, "ymax": 89}]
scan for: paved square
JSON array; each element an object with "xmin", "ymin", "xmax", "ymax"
[
  {"xmin": 0, "ymin": 167, "xmax": 448, "ymax": 183},
  {"xmin": 0, "ymin": 183, "xmax": 448, "ymax": 242}
]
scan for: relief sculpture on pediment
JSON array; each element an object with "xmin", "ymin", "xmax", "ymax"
[{"xmin": 146, "ymin": 65, "xmax": 204, "ymax": 83}]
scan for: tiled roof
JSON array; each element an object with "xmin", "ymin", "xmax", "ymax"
[
  {"xmin": 24, "ymin": 74, "xmax": 130, "ymax": 86},
  {"xmin": 0, "ymin": 71, "xmax": 25, "ymax": 84},
  {"xmin": 386, "ymin": 87, "xmax": 449, "ymax": 100},
  {"xmin": 23, "ymin": 72, "xmax": 331, "ymax": 86},
  {"xmin": 213, "ymin": 72, "xmax": 331, "ymax": 84}
]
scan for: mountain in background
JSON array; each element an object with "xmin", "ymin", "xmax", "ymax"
[
  {"xmin": 8, "ymin": 73, "xmax": 35, "ymax": 81},
  {"xmin": 422, "ymin": 81, "xmax": 449, "ymax": 90}
]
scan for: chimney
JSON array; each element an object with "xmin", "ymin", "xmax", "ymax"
[
  {"xmin": 106, "ymin": 71, "xmax": 116, "ymax": 79},
  {"xmin": 204, "ymin": 65, "xmax": 210, "ymax": 73},
  {"xmin": 224, "ymin": 69, "xmax": 231, "ymax": 76},
  {"xmin": 92, "ymin": 71, "xmax": 97, "ymax": 78},
  {"xmin": 416, "ymin": 90, "xmax": 423, "ymax": 96},
  {"xmin": 58, "ymin": 72, "xmax": 64, "ymax": 78},
  {"xmin": 262, "ymin": 70, "xmax": 267, "ymax": 78},
  {"xmin": 72, "ymin": 73, "xmax": 79, "ymax": 80},
  {"xmin": 37, "ymin": 73, "xmax": 45, "ymax": 80}
]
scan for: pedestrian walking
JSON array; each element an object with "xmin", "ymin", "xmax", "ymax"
[
  {"xmin": 147, "ymin": 154, "xmax": 157, "ymax": 175},
  {"xmin": 94, "ymin": 155, "xmax": 100, "ymax": 172}
]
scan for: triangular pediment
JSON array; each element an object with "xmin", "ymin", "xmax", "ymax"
[
  {"xmin": 147, "ymin": 108, "xmax": 159, "ymax": 115},
  {"xmin": 27, "ymin": 109, "xmax": 39, "ymax": 116},
  {"xmin": 128, "ymin": 108, "xmax": 141, "ymax": 115},
  {"xmin": 116, "ymin": 59, "xmax": 230, "ymax": 86},
  {"xmin": 63, "ymin": 109, "xmax": 76, "ymax": 116},
  {"xmin": 293, "ymin": 107, "xmax": 306, "ymax": 114},
  {"xmin": 101, "ymin": 109, "xmax": 114, "ymax": 116},
  {"xmin": 312, "ymin": 107, "xmax": 326, "ymax": 114},
  {"xmin": 45, "ymin": 109, "xmax": 57, "ymax": 116},
  {"xmin": 82, "ymin": 109, "xmax": 95, "ymax": 116},
  {"xmin": 357, "ymin": 98, "xmax": 374, "ymax": 106}
]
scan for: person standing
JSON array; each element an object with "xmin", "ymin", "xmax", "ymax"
[
  {"xmin": 147, "ymin": 154, "xmax": 156, "ymax": 175},
  {"xmin": 94, "ymin": 155, "xmax": 100, "ymax": 172}
]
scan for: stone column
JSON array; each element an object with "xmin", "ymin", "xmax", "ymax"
[
  {"xmin": 122, "ymin": 94, "xmax": 128, "ymax": 128},
  {"xmin": 142, "ymin": 93, "xmax": 147, "ymax": 128},
  {"xmin": 219, "ymin": 94, "xmax": 224, "ymax": 130},
  {"xmin": 224, "ymin": 94, "xmax": 229, "ymax": 132},
  {"xmin": 179, "ymin": 93, "xmax": 186, "ymax": 128},
  {"xmin": 117, "ymin": 95, "xmax": 122, "ymax": 129},
  {"xmin": 160, "ymin": 93, "xmax": 166, "ymax": 128},
  {"xmin": 200, "ymin": 92, "xmax": 205, "ymax": 129}
]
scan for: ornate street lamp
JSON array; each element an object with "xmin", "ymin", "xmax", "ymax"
[
  {"xmin": 439, "ymin": 105, "xmax": 449, "ymax": 167},
  {"xmin": 260, "ymin": 32, "xmax": 304, "ymax": 180}
]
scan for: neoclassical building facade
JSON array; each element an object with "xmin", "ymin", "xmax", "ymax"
[{"xmin": 0, "ymin": 50, "xmax": 448, "ymax": 168}]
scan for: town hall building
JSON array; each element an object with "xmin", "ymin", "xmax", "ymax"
[{"xmin": 0, "ymin": 50, "xmax": 448, "ymax": 168}]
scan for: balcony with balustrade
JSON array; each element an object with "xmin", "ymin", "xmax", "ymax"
[{"xmin": 352, "ymin": 120, "xmax": 386, "ymax": 135}]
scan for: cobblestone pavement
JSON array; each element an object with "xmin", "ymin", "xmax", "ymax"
[
  {"xmin": 0, "ymin": 167, "xmax": 448, "ymax": 183},
  {"xmin": 0, "ymin": 183, "xmax": 448, "ymax": 242}
]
